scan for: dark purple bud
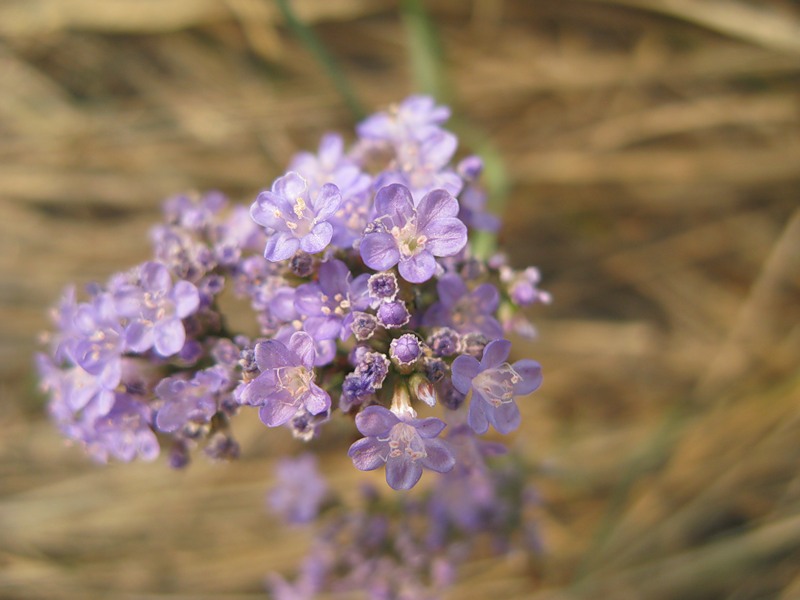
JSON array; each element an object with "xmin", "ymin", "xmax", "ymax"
[
  {"xmin": 390, "ymin": 333, "xmax": 423, "ymax": 367},
  {"xmin": 357, "ymin": 352, "xmax": 391, "ymax": 390},
  {"xmin": 457, "ymin": 155, "xmax": 483, "ymax": 181},
  {"xmin": 377, "ymin": 300, "xmax": 410, "ymax": 329},
  {"xmin": 239, "ymin": 347, "xmax": 260, "ymax": 381},
  {"xmin": 438, "ymin": 379, "xmax": 466, "ymax": 410},
  {"xmin": 424, "ymin": 357, "xmax": 447, "ymax": 383},
  {"xmin": 204, "ymin": 432, "xmax": 240, "ymax": 461},
  {"xmin": 350, "ymin": 311, "xmax": 378, "ymax": 341},
  {"xmin": 178, "ymin": 339, "xmax": 203, "ymax": 364},
  {"xmin": 461, "ymin": 332, "xmax": 489, "ymax": 359},
  {"xmin": 427, "ymin": 327, "xmax": 460, "ymax": 357},
  {"xmin": 168, "ymin": 440, "xmax": 191, "ymax": 469},
  {"xmin": 290, "ymin": 252, "xmax": 315, "ymax": 277},
  {"xmin": 367, "ymin": 271, "xmax": 399, "ymax": 303}
]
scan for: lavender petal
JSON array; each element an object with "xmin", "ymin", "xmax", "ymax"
[
  {"xmin": 420, "ymin": 439, "xmax": 455, "ymax": 473},
  {"xmin": 300, "ymin": 221, "xmax": 333, "ymax": 254},
  {"xmin": 360, "ymin": 232, "xmax": 400, "ymax": 271},
  {"xmin": 512, "ymin": 359, "xmax": 543, "ymax": 396},
  {"xmin": 480, "ymin": 339, "xmax": 512, "ymax": 369},
  {"xmin": 467, "ymin": 396, "xmax": 490, "ymax": 435},
  {"xmin": 421, "ymin": 218, "xmax": 468, "ymax": 257},
  {"xmin": 489, "ymin": 400, "xmax": 521, "ymax": 435},
  {"xmin": 348, "ymin": 437, "xmax": 386, "ymax": 471},
  {"xmin": 398, "ymin": 251, "xmax": 436, "ymax": 283},
  {"xmin": 265, "ymin": 232, "xmax": 300, "ymax": 262},
  {"xmin": 385, "ymin": 457, "xmax": 423, "ymax": 490},
  {"xmin": 153, "ymin": 318, "xmax": 186, "ymax": 356},
  {"xmin": 355, "ymin": 405, "xmax": 399, "ymax": 436},
  {"xmin": 450, "ymin": 354, "xmax": 481, "ymax": 394}
]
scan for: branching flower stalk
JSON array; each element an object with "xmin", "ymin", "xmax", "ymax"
[{"xmin": 37, "ymin": 96, "xmax": 550, "ymax": 597}]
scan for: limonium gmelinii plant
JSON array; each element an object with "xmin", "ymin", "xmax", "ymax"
[{"xmin": 38, "ymin": 96, "xmax": 550, "ymax": 598}]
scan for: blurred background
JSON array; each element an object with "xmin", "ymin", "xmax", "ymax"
[{"xmin": 1, "ymin": 0, "xmax": 799, "ymax": 598}]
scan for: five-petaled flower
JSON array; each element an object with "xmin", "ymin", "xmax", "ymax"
[
  {"xmin": 359, "ymin": 184, "xmax": 467, "ymax": 283},
  {"xmin": 250, "ymin": 171, "xmax": 342, "ymax": 261},
  {"xmin": 451, "ymin": 339, "xmax": 543, "ymax": 435},
  {"xmin": 348, "ymin": 405, "xmax": 455, "ymax": 490},
  {"xmin": 240, "ymin": 331, "xmax": 331, "ymax": 428}
]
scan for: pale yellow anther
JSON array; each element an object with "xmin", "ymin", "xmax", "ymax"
[{"xmin": 293, "ymin": 197, "xmax": 307, "ymax": 219}]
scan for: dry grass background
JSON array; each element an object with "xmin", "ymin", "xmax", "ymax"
[{"xmin": 1, "ymin": 0, "xmax": 799, "ymax": 598}]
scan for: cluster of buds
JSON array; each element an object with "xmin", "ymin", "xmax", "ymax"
[{"xmin": 37, "ymin": 96, "xmax": 548, "ymax": 492}]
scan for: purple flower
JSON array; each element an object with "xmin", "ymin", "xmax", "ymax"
[
  {"xmin": 294, "ymin": 259, "xmax": 370, "ymax": 340},
  {"xmin": 113, "ymin": 262, "xmax": 200, "ymax": 357},
  {"xmin": 359, "ymin": 184, "xmax": 467, "ymax": 283},
  {"xmin": 70, "ymin": 293, "xmax": 124, "ymax": 385},
  {"xmin": 250, "ymin": 171, "xmax": 342, "ymax": 261},
  {"xmin": 240, "ymin": 332, "xmax": 331, "ymax": 428},
  {"xmin": 357, "ymin": 95, "xmax": 451, "ymax": 142},
  {"xmin": 348, "ymin": 405, "xmax": 455, "ymax": 490},
  {"xmin": 423, "ymin": 273, "xmax": 503, "ymax": 339},
  {"xmin": 154, "ymin": 366, "xmax": 228, "ymax": 434},
  {"xmin": 83, "ymin": 393, "xmax": 160, "ymax": 463},
  {"xmin": 268, "ymin": 454, "xmax": 329, "ymax": 524},
  {"xmin": 451, "ymin": 339, "xmax": 542, "ymax": 435}
]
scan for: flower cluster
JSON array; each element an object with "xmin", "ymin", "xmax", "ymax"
[{"xmin": 37, "ymin": 95, "xmax": 547, "ymax": 488}]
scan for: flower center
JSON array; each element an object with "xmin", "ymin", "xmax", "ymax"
[
  {"xmin": 386, "ymin": 422, "xmax": 427, "ymax": 462},
  {"xmin": 473, "ymin": 363, "xmax": 521, "ymax": 407},
  {"xmin": 390, "ymin": 218, "xmax": 426, "ymax": 258},
  {"xmin": 275, "ymin": 366, "xmax": 313, "ymax": 399}
]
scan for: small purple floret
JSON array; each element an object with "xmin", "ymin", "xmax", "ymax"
[
  {"xmin": 451, "ymin": 339, "xmax": 543, "ymax": 435},
  {"xmin": 348, "ymin": 405, "xmax": 455, "ymax": 490},
  {"xmin": 359, "ymin": 184, "xmax": 466, "ymax": 283},
  {"xmin": 240, "ymin": 332, "xmax": 331, "ymax": 428},
  {"xmin": 250, "ymin": 171, "xmax": 341, "ymax": 261}
]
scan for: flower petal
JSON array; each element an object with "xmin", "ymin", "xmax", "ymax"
[
  {"xmin": 488, "ymin": 400, "xmax": 521, "ymax": 435},
  {"xmin": 311, "ymin": 183, "xmax": 342, "ymax": 222},
  {"xmin": 450, "ymin": 354, "xmax": 481, "ymax": 394},
  {"xmin": 385, "ymin": 457, "xmax": 423, "ymax": 490},
  {"xmin": 374, "ymin": 184, "xmax": 414, "ymax": 222},
  {"xmin": 420, "ymin": 438, "xmax": 455, "ymax": 473},
  {"xmin": 467, "ymin": 395, "xmax": 490, "ymax": 435},
  {"xmin": 172, "ymin": 281, "xmax": 199, "ymax": 318},
  {"xmin": 264, "ymin": 232, "xmax": 299, "ymax": 262},
  {"xmin": 153, "ymin": 318, "xmax": 185, "ymax": 357},
  {"xmin": 398, "ymin": 251, "xmax": 436, "ymax": 283},
  {"xmin": 512, "ymin": 359, "xmax": 543, "ymax": 396},
  {"xmin": 348, "ymin": 437, "xmax": 386, "ymax": 471},
  {"xmin": 472, "ymin": 283, "xmax": 500, "ymax": 313},
  {"xmin": 360, "ymin": 232, "xmax": 400, "ymax": 271},
  {"xmin": 258, "ymin": 396, "xmax": 298, "ymax": 427},
  {"xmin": 303, "ymin": 383, "xmax": 330, "ymax": 415},
  {"xmin": 416, "ymin": 189, "xmax": 459, "ymax": 230},
  {"xmin": 250, "ymin": 193, "xmax": 287, "ymax": 230},
  {"xmin": 255, "ymin": 339, "xmax": 292, "ymax": 370},
  {"xmin": 125, "ymin": 320, "xmax": 154, "ymax": 353},
  {"xmin": 288, "ymin": 331, "xmax": 316, "ymax": 368},
  {"xmin": 300, "ymin": 221, "xmax": 333, "ymax": 254},
  {"xmin": 480, "ymin": 339, "xmax": 512, "ymax": 369},
  {"xmin": 318, "ymin": 259, "xmax": 349, "ymax": 295},
  {"xmin": 436, "ymin": 274, "xmax": 468, "ymax": 308},
  {"xmin": 414, "ymin": 416, "xmax": 447, "ymax": 439},
  {"xmin": 420, "ymin": 217, "xmax": 467, "ymax": 257},
  {"xmin": 303, "ymin": 316, "xmax": 342, "ymax": 341},
  {"xmin": 293, "ymin": 283, "xmax": 323, "ymax": 317},
  {"xmin": 273, "ymin": 171, "xmax": 308, "ymax": 199},
  {"xmin": 355, "ymin": 405, "xmax": 399, "ymax": 436}
]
